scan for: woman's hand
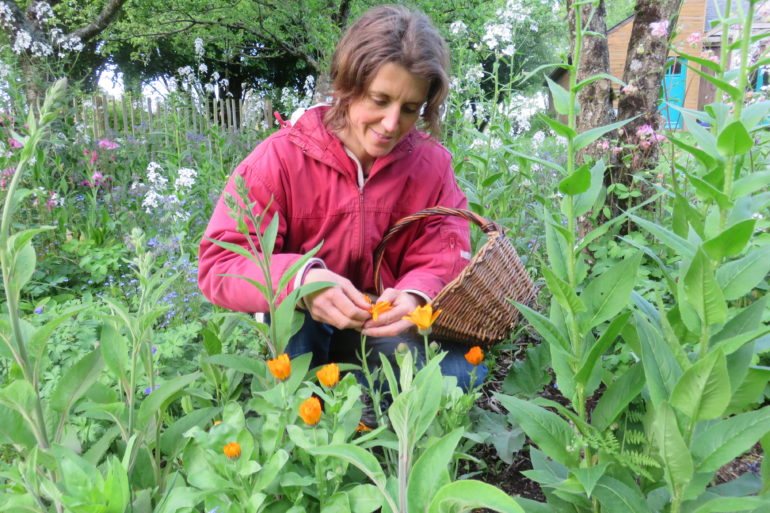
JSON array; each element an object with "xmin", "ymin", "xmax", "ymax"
[
  {"xmin": 361, "ymin": 288, "xmax": 422, "ymax": 338},
  {"xmin": 302, "ymin": 268, "xmax": 372, "ymax": 330}
]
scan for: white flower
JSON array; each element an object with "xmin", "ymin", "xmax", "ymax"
[
  {"xmin": 178, "ymin": 65, "xmax": 193, "ymax": 77},
  {"xmin": 33, "ymin": 2, "xmax": 54, "ymax": 22},
  {"xmin": 194, "ymin": 37, "xmax": 204, "ymax": 58},
  {"xmin": 482, "ymin": 22, "xmax": 512, "ymax": 51},
  {"xmin": 174, "ymin": 168, "xmax": 197, "ymax": 190},
  {"xmin": 31, "ymin": 41, "xmax": 53, "ymax": 57},
  {"xmin": 532, "ymin": 131, "xmax": 546, "ymax": 146},
  {"xmin": 198, "ymin": 63, "xmax": 208, "ymax": 74},
  {"xmin": 0, "ymin": 2, "xmax": 15, "ymax": 27},
  {"xmin": 630, "ymin": 59, "xmax": 643, "ymax": 72},
  {"xmin": 449, "ymin": 20, "xmax": 467, "ymax": 35},
  {"xmin": 501, "ymin": 44, "xmax": 516, "ymax": 56},
  {"xmin": 465, "ymin": 64, "xmax": 484, "ymax": 82},
  {"xmin": 142, "ymin": 190, "xmax": 163, "ymax": 213},
  {"xmin": 650, "ymin": 20, "xmax": 669, "ymax": 38},
  {"xmin": 13, "ymin": 30, "xmax": 32, "ymax": 53},
  {"xmin": 146, "ymin": 162, "xmax": 168, "ymax": 189}
]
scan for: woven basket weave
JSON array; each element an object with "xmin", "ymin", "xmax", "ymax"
[{"xmin": 373, "ymin": 206, "xmax": 536, "ymax": 348}]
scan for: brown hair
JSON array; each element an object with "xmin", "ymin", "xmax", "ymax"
[{"xmin": 324, "ymin": 4, "xmax": 449, "ymax": 138}]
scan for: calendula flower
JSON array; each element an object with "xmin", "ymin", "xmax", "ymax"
[
  {"xmin": 465, "ymin": 346, "xmax": 484, "ymax": 366},
  {"xmin": 299, "ymin": 396, "xmax": 322, "ymax": 425},
  {"xmin": 365, "ymin": 296, "xmax": 393, "ymax": 321},
  {"xmin": 223, "ymin": 441, "xmax": 241, "ymax": 459},
  {"xmin": 356, "ymin": 421, "xmax": 373, "ymax": 432},
  {"xmin": 317, "ymin": 363, "xmax": 340, "ymax": 387},
  {"xmin": 213, "ymin": 420, "xmax": 222, "ymax": 426},
  {"xmin": 402, "ymin": 304, "xmax": 442, "ymax": 334},
  {"xmin": 267, "ymin": 353, "xmax": 291, "ymax": 380}
]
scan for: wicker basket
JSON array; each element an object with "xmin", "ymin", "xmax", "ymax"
[{"xmin": 373, "ymin": 206, "xmax": 536, "ymax": 348}]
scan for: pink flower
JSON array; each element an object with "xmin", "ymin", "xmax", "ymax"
[
  {"xmin": 612, "ymin": 146, "xmax": 623, "ymax": 155},
  {"xmin": 640, "ymin": 140, "xmax": 652, "ymax": 149},
  {"xmin": 46, "ymin": 191, "xmax": 59, "ymax": 211},
  {"xmin": 621, "ymin": 83, "xmax": 638, "ymax": 95},
  {"xmin": 91, "ymin": 170, "xmax": 104, "ymax": 182},
  {"xmin": 701, "ymin": 50, "xmax": 719, "ymax": 64},
  {"xmin": 650, "ymin": 20, "xmax": 669, "ymax": 38},
  {"xmin": 652, "ymin": 133, "xmax": 668, "ymax": 144},
  {"xmin": 636, "ymin": 124, "xmax": 655, "ymax": 138},
  {"xmin": 599, "ymin": 140, "xmax": 611, "ymax": 151},
  {"xmin": 89, "ymin": 151, "xmax": 98, "ymax": 165},
  {"xmin": 8, "ymin": 138, "xmax": 22, "ymax": 149},
  {"xmin": 97, "ymin": 138, "xmax": 119, "ymax": 150},
  {"xmin": 686, "ymin": 32, "xmax": 703, "ymax": 47}
]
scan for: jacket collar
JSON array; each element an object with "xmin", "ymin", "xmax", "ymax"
[{"xmin": 286, "ymin": 105, "xmax": 419, "ymax": 178}]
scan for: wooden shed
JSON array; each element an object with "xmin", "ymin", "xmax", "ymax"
[{"xmin": 548, "ymin": 0, "xmax": 764, "ymax": 129}]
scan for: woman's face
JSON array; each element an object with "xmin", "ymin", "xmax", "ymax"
[{"xmin": 339, "ymin": 62, "xmax": 429, "ymax": 170}]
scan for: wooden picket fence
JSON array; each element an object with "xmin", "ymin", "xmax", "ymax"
[{"xmin": 72, "ymin": 94, "xmax": 275, "ymax": 148}]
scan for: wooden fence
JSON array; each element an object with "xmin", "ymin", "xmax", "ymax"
[{"xmin": 72, "ymin": 94, "xmax": 275, "ymax": 147}]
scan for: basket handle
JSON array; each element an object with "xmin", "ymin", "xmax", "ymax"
[{"xmin": 372, "ymin": 206, "xmax": 502, "ymax": 295}]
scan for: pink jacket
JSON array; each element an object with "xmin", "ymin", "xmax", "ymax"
[{"xmin": 198, "ymin": 106, "xmax": 471, "ymax": 313}]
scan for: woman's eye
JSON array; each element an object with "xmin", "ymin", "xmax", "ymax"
[{"xmin": 371, "ymin": 97, "xmax": 387, "ymax": 106}]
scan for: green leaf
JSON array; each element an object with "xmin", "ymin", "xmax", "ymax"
[
  {"xmin": 573, "ymin": 159, "xmax": 606, "ymax": 217},
  {"xmin": 686, "ymin": 65, "xmax": 742, "ymax": 102},
  {"xmin": 495, "ymin": 393, "xmax": 578, "ymax": 467},
  {"xmin": 574, "ymin": 116, "xmax": 637, "ymax": 152},
  {"xmin": 136, "ymin": 372, "xmax": 202, "ymax": 431},
  {"xmin": 205, "ymin": 237, "xmax": 256, "ymax": 263},
  {"xmin": 581, "ymin": 252, "xmax": 641, "ymax": 328},
  {"xmin": 717, "ymin": 121, "xmax": 754, "ymax": 156},
  {"xmin": 592, "ymin": 475, "xmax": 652, "ymax": 513},
  {"xmin": 575, "ymin": 311, "xmax": 631, "ymax": 385},
  {"xmin": 673, "ymin": 49, "xmax": 722, "ymax": 73},
  {"xmin": 570, "ymin": 463, "xmax": 609, "ymax": 498},
  {"xmin": 505, "ymin": 149, "xmax": 567, "ymax": 175},
  {"xmin": 204, "ymin": 354, "xmax": 264, "ymax": 375},
  {"xmin": 733, "ymin": 171, "xmax": 770, "ymax": 198},
  {"xmin": 685, "ymin": 116, "xmax": 720, "ymax": 159},
  {"xmin": 253, "ymin": 448, "xmax": 289, "ymax": 490},
  {"xmin": 635, "ymin": 312, "xmax": 682, "ymax": 407},
  {"xmin": 652, "ymin": 402, "xmax": 694, "ymax": 492},
  {"xmin": 542, "ymin": 267, "xmax": 585, "ymax": 318},
  {"xmin": 692, "ymin": 406, "xmax": 770, "ymax": 472},
  {"xmin": 11, "ymin": 241, "xmax": 36, "ymax": 292},
  {"xmin": 0, "ymin": 403, "xmax": 36, "ymax": 448},
  {"xmin": 260, "ymin": 212, "xmax": 280, "ymax": 257},
  {"xmin": 159, "ymin": 407, "xmax": 218, "ymax": 458},
  {"xmin": 427, "ymin": 480, "xmax": 524, "ymax": 513},
  {"xmin": 691, "ymin": 496, "xmax": 770, "ymax": 513},
  {"xmin": 630, "ymin": 214, "xmax": 696, "ymax": 258},
  {"xmin": 510, "ymin": 302, "xmax": 570, "ymax": 354},
  {"xmin": 539, "ymin": 113, "xmax": 577, "ymax": 139},
  {"xmin": 742, "ymin": 100, "xmax": 770, "ymax": 130},
  {"xmin": 309, "ymin": 445, "xmax": 389, "ymax": 495},
  {"xmin": 407, "ymin": 428, "xmax": 464, "ymax": 513},
  {"xmin": 702, "ymin": 219, "xmax": 756, "ymax": 260},
  {"xmin": 670, "ymin": 349, "xmax": 730, "ymax": 420},
  {"xmin": 347, "ymin": 484, "xmax": 382, "ymax": 513},
  {"xmin": 99, "ymin": 323, "xmax": 128, "ymax": 385},
  {"xmin": 726, "ymin": 366, "xmax": 770, "ymax": 415},
  {"xmin": 558, "ymin": 164, "xmax": 591, "ymax": 196},
  {"xmin": 574, "ymin": 73, "xmax": 626, "ymax": 92},
  {"xmin": 544, "ymin": 211, "xmax": 570, "ymax": 278},
  {"xmin": 686, "ymin": 172, "xmax": 732, "ymax": 210},
  {"xmin": 546, "ymin": 76, "xmax": 571, "ymax": 116},
  {"xmin": 276, "ymin": 241, "xmax": 323, "ymax": 294},
  {"xmin": 684, "ymin": 249, "xmax": 727, "ymax": 326},
  {"xmin": 501, "ymin": 343, "xmax": 551, "ymax": 398},
  {"xmin": 668, "ymin": 135, "xmax": 717, "ymax": 172},
  {"xmin": 591, "ymin": 364, "xmax": 645, "ymax": 431},
  {"xmin": 50, "ymin": 350, "xmax": 104, "ymax": 414},
  {"xmin": 716, "ymin": 245, "xmax": 770, "ymax": 300}
]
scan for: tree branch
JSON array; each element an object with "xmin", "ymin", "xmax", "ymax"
[{"xmin": 69, "ymin": 0, "xmax": 129, "ymax": 42}]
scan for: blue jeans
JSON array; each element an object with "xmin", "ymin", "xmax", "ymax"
[{"xmin": 285, "ymin": 311, "xmax": 488, "ymax": 392}]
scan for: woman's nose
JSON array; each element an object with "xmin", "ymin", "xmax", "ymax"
[{"xmin": 381, "ymin": 106, "xmax": 400, "ymax": 133}]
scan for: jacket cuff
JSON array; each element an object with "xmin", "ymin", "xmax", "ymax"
[
  {"xmin": 403, "ymin": 289, "xmax": 431, "ymax": 305},
  {"xmin": 294, "ymin": 258, "xmax": 326, "ymax": 309}
]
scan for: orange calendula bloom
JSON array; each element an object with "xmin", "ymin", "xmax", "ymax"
[
  {"xmin": 402, "ymin": 304, "xmax": 442, "ymax": 333},
  {"xmin": 316, "ymin": 363, "xmax": 340, "ymax": 387},
  {"xmin": 356, "ymin": 421, "xmax": 373, "ymax": 432},
  {"xmin": 223, "ymin": 441, "xmax": 241, "ymax": 459},
  {"xmin": 299, "ymin": 396, "xmax": 322, "ymax": 425},
  {"xmin": 267, "ymin": 353, "xmax": 291, "ymax": 380},
  {"xmin": 465, "ymin": 346, "xmax": 484, "ymax": 366},
  {"xmin": 213, "ymin": 420, "xmax": 222, "ymax": 426},
  {"xmin": 365, "ymin": 296, "xmax": 393, "ymax": 321}
]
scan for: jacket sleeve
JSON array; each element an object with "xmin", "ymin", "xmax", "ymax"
[
  {"xmin": 198, "ymin": 139, "xmax": 306, "ymax": 313},
  {"xmin": 392, "ymin": 161, "xmax": 472, "ymax": 299}
]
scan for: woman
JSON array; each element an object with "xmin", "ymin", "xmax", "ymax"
[{"xmin": 198, "ymin": 4, "xmax": 486, "ymax": 390}]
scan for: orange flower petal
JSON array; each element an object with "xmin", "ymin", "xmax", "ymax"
[
  {"xmin": 464, "ymin": 346, "xmax": 484, "ymax": 366},
  {"xmin": 369, "ymin": 301, "xmax": 393, "ymax": 322},
  {"xmin": 267, "ymin": 353, "xmax": 291, "ymax": 380},
  {"xmin": 316, "ymin": 363, "xmax": 340, "ymax": 387},
  {"xmin": 299, "ymin": 396, "xmax": 322, "ymax": 425},
  {"xmin": 223, "ymin": 441, "xmax": 241, "ymax": 459}
]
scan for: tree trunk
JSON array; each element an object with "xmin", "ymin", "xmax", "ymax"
[
  {"xmin": 609, "ymin": 0, "xmax": 683, "ymax": 215},
  {"xmin": 569, "ymin": 0, "xmax": 614, "ymax": 166}
]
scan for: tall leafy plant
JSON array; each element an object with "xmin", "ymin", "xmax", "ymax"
[{"xmin": 497, "ymin": 1, "xmax": 770, "ymax": 512}]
